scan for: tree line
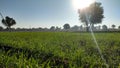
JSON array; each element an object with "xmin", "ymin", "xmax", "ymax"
[{"xmin": 0, "ymin": 23, "xmax": 120, "ymax": 32}]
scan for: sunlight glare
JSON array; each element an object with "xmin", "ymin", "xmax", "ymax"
[{"xmin": 72, "ymin": 0, "xmax": 95, "ymax": 10}]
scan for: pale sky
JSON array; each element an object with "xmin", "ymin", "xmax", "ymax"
[{"xmin": 0, "ymin": 0, "xmax": 120, "ymax": 28}]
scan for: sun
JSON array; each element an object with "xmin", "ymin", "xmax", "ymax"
[{"xmin": 72, "ymin": 0, "xmax": 95, "ymax": 10}]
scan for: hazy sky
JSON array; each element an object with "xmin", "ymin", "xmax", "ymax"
[{"xmin": 0, "ymin": 0, "xmax": 120, "ymax": 28}]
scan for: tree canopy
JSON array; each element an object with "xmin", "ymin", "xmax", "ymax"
[
  {"xmin": 63, "ymin": 23, "xmax": 70, "ymax": 29},
  {"xmin": 2, "ymin": 16, "xmax": 16, "ymax": 29},
  {"xmin": 0, "ymin": 26, "xmax": 3, "ymax": 30},
  {"xmin": 102, "ymin": 25, "xmax": 107, "ymax": 30},
  {"xmin": 118, "ymin": 26, "xmax": 120, "ymax": 29},
  {"xmin": 112, "ymin": 24, "xmax": 116, "ymax": 29},
  {"xmin": 50, "ymin": 26, "xmax": 55, "ymax": 31},
  {"xmin": 78, "ymin": 2, "xmax": 104, "ymax": 31}
]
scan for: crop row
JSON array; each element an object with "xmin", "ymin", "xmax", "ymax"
[{"xmin": 0, "ymin": 32, "xmax": 120, "ymax": 68}]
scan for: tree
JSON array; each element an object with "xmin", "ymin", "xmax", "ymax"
[
  {"xmin": 55, "ymin": 26, "xmax": 61, "ymax": 31},
  {"xmin": 63, "ymin": 23, "xmax": 70, "ymax": 29},
  {"xmin": 118, "ymin": 26, "xmax": 120, "ymax": 29},
  {"xmin": 102, "ymin": 25, "xmax": 107, "ymax": 31},
  {"xmin": 2, "ymin": 16, "xmax": 16, "ymax": 29},
  {"xmin": 112, "ymin": 24, "xmax": 116, "ymax": 29},
  {"xmin": 50, "ymin": 26, "xmax": 55, "ymax": 31},
  {"xmin": 80, "ymin": 25, "xmax": 83, "ymax": 30},
  {"xmin": 71, "ymin": 25, "xmax": 79, "ymax": 31},
  {"xmin": 78, "ymin": 2, "xmax": 104, "ymax": 31},
  {"xmin": 0, "ymin": 26, "xmax": 3, "ymax": 31},
  {"xmin": 98, "ymin": 25, "xmax": 101, "ymax": 30}
]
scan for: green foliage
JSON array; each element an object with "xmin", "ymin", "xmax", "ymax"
[
  {"xmin": 118, "ymin": 26, "xmax": 120, "ymax": 29},
  {"xmin": 0, "ymin": 32, "xmax": 120, "ymax": 68},
  {"xmin": 78, "ymin": 2, "xmax": 104, "ymax": 31},
  {"xmin": 63, "ymin": 24, "xmax": 70, "ymax": 29},
  {"xmin": 112, "ymin": 24, "xmax": 116, "ymax": 29},
  {"xmin": 0, "ymin": 26, "xmax": 3, "ymax": 30}
]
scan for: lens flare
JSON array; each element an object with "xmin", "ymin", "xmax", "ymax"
[
  {"xmin": 72, "ymin": 0, "xmax": 95, "ymax": 10},
  {"xmin": 84, "ymin": 13, "xmax": 109, "ymax": 68}
]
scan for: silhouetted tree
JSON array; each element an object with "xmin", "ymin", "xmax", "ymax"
[
  {"xmin": 0, "ymin": 26, "xmax": 3, "ymax": 31},
  {"xmin": 80, "ymin": 25, "xmax": 83, "ymax": 30},
  {"xmin": 98, "ymin": 25, "xmax": 101, "ymax": 30},
  {"xmin": 102, "ymin": 25, "xmax": 107, "ymax": 31},
  {"xmin": 112, "ymin": 24, "xmax": 116, "ymax": 29},
  {"xmin": 38, "ymin": 27, "xmax": 43, "ymax": 31},
  {"xmin": 50, "ymin": 26, "xmax": 55, "ymax": 31},
  {"xmin": 63, "ymin": 23, "xmax": 70, "ymax": 29},
  {"xmin": 78, "ymin": 2, "xmax": 104, "ymax": 32},
  {"xmin": 16, "ymin": 28, "xmax": 21, "ymax": 30},
  {"xmin": 2, "ymin": 16, "xmax": 16, "ymax": 29},
  {"xmin": 55, "ymin": 26, "xmax": 61, "ymax": 31},
  {"xmin": 118, "ymin": 26, "xmax": 120, "ymax": 29},
  {"xmin": 71, "ymin": 25, "xmax": 79, "ymax": 31}
]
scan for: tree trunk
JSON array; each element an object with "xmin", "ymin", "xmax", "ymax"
[
  {"xmin": 85, "ymin": 22, "xmax": 89, "ymax": 32},
  {"xmin": 86, "ymin": 27, "xmax": 89, "ymax": 32},
  {"xmin": 7, "ymin": 26, "xmax": 11, "ymax": 31},
  {"xmin": 91, "ymin": 23, "xmax": 94, "ymax": 31}
]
